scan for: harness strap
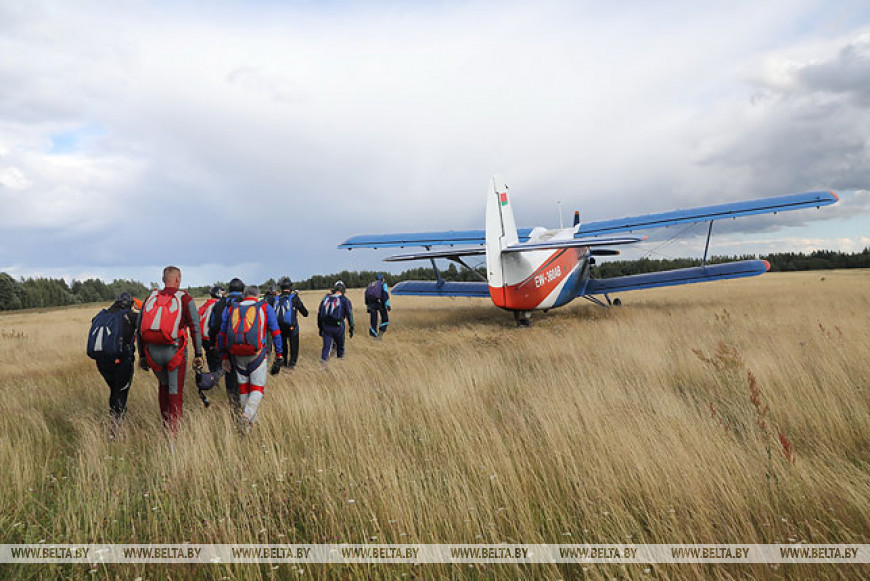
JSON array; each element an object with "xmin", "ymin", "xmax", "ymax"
[{"xmin": 232, "ymin": 348, "xmax": 268, "ymax": 377}]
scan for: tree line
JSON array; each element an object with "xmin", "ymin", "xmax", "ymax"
[
  {"xmin": 1, "ymin": 248, "xmax": 867, "ymax": 311},
  {"xmin": 0, "ymin": 274, "xmax": 149, "ymax": 311}
]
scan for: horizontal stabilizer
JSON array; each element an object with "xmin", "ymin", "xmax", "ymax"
[
  {"xmin": 384, "ymin": 247, "xmax": 485, "ymax": 262},
  {"xmin": 503, "ymin": 236, "xmax": 643, "ymax": 253},
  {"xmin": 584, "ymin": 260, "xmax": 770, "ymax": 295},
  {"xmin": 339, "ymin": 229, "xmax": 533, "ymax": 249},
  {"xmin": 392, "ymin": 280, "xmax": 490, "ymax": 298},
  {"xmin": 577, "ymin": 191, "xmax": 838, "ymax": 236}
]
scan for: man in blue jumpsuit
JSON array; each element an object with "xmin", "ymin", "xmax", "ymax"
[
  {"xmin": 317, "ymin": 280, "xmax": 354, "ymax": 363},
  {"xmin": 275, "ymin": 277, "xmax": 309, "ymax": 368},
  {"xmin": 364, "ymin": 273, "xmax": 390, "ymax": 337}
]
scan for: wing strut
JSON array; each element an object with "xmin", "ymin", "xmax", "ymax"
[
  {"xmin": 702, "ymin": 221, "xmax": 714, "ymax": 266},
  {"xmin": 427, "ymin": 248, "xmax": 445, "ymax": 288},
  {"xmin": 451, "ymin": 256, "xmax": 487, "ymax": 281}
]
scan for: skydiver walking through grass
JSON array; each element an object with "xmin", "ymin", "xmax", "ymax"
[
  {"xmin": 274, "ymin": 276, "xmax": 309, "ymax": 368},
  {"xmin": 87, "ymin": 291, "xmax": 139, "ymax": 439},
  {"xmin": 218, "ymin": 285, "xmax": 282, "ymax": 431},
  {"xmin": 318, "ymin": 280, "xmax": 354, "ymax": 364},
  {"xmin": 209, "ymin": 278, "xmax": 244, "ymax": 411},
  {"xmin": 364, "ymin": 273, "xmax": 390, "ymax": 337},
  {"xmin": 198, "ymin": 285, "xmax": 224, "ymax": 374},
  {"xmin": 138, "ymin": 266, "xmax": 204, "ymax": 438}
]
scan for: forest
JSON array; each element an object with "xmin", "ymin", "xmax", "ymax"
[{"xmin": 1, "ymin": 248, "xmax": 867, "ymax": 311}]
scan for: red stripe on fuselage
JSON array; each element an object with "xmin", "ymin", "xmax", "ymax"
[{"xmin": 490, "ymin": 248, "xmax": 583, "ymax": 310}]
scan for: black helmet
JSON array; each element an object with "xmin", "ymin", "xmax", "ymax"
[
  {"xmin": 279, "ymin": 276, "xmax": 292, "ymax": 290},
  {"xmin": 228, "ymin": 278, "xmax": 244, "ymax": 293},
  {"xmin": 333, "ymin": 280, "xmax": 346, "ymax": 293},
  {"xmin": 209, "ymin": 285, "xmax": 224, "ymax": 299},
  {"xmin": 116, "ymin": 292, "xmax": 133, "ymax": 310},
  {"xmin": 196, "ymin": 371, "xmax": 220, "ymax": 391}
]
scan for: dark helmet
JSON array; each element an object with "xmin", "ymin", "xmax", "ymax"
[
  {"xmin": 196, "ymin": 371, "xmax": 218, "ymax": 391},
  {"xmin": 209, "ymin": 285, "xmax": 224, "ymax": 299},
  {"xmin": 376, "ymin": 273, "xmax": 384, "ymax": 281},
  {"xmin": 228, "ymin": 278, "xmax": 244, "ymax": 293},
  {"xmin": 279, "ymin": 276, "xmax": 292, "ymax": 291},
  {"xmin": 115, "ymin": 292, "xmax": 133, "ymax": 310},
  {"xmin": 333, "ymin": 280, "xmax": 346, "ymax": 293}
]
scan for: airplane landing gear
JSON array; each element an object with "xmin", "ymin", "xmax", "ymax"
[
  {"xmin": 613, "ymin": 298, "xmax": 622, "ymax": 306},
  {"xmin": 514, "ymin": 311, "xmax": 532, "ymax": 327}
]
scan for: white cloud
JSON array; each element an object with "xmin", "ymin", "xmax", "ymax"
[{"xmin": 0, "ymin": 0, "xmax": 868, "ymax": 285}]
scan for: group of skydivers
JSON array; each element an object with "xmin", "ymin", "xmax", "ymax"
[{"xmin": 86, "ymin": 266, "xmax": 391, "ymax": 439}]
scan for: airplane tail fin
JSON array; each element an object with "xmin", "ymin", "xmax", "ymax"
[{"xmin": 485, "ymin": 176, "xmax": 518, "ymax": 302}]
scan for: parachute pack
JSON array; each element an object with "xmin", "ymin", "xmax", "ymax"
[
  {"xmin": 275, "ymin": 294, "xmax": 296, "ymax": 328},
  {"xmin": 320, "ymin": 294, "xmax": 343, "ymax": 325},
  {"xmin": 198, "ymin": 298, "xmax": 217, "ymax": 341},
  {"xmin": 364, "ymin": 280, "xmax": 384, "ymax": 303},
  {"xmin": 86, "ymin": 309, "xmax": 128, "ymax": 360},
  {"xmin": 226, "ymin": 300, "xmax": 267, "ymax": 356},
  {"xmin": 140, "ymin": 290, "xmax": 185, "ymax": 345}
]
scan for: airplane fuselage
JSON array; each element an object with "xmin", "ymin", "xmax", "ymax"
[
  {"xmin": 489, "ymin": 230, "xmax": 590, "ymax": 311},
  {"xmin": 485, "ymin": 179, "xmax": 590, "ymax": 312}
]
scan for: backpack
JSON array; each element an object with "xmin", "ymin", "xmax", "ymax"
[
  {"xmin": 140, "ymin": 290, "xmax": 185, "ymax": 345},
  {"xmin": 208, "ymin": 296, "xmax": 231, "ymax": 342},
  {"xmin": 275, "ymin": 294, "xmax": 296, "ymax": 327},
  {"xmin": 226, "ymin": 300, "xmax": 266, "ymax": 356},
  {"xmin": 320, "ymin": 294, "xmax": 343, "ymax": 325},
  {"xmin": 365, "ymin": 280, "xmax": 384, "ymax": 303},
  {"xmin": 198, "ymin": 298, "xmax": 217, "ymax": 341},
  {"xmin": 87, "ymin": 309, "xmax": 127, "ymax": 360}
]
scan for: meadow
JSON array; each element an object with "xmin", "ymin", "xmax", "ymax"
[{"xmin": 0, "ymin": 270, "xmax": 868, "ymax": 580}]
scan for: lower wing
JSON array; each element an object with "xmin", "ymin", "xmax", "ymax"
[
  {"xmin": 391, "ymin": 281, "xmax": 490, "ymax": 298},
  {"xmin": 584, "ymin": 260, "xmax": 769, "ymax": 295}
]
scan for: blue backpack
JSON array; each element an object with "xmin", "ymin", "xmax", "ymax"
[
  {"xmin": 320, "ymin": 294, "xmax": 343, "ymax": 325},
  {"xmin": 275, "ymin": 294, "xmax": 296, "ymax": 327},
  {"xmin": 226, "ymin": 300, "xmax": 266, "ymax": 356},
  {"xmin": 87, "ymin": 309, "xmax": 127, "ymax": 360}
]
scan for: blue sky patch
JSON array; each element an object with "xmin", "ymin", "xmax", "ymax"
[{"xmin": 48, "ymin": 124, "xmax": 106, "ymax": 154}]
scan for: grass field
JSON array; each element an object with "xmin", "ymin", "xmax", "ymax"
[{"xmin": 1, "ymin": 270, "xmax": 868, "ymax": 580}]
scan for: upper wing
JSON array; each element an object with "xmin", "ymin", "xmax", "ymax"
[
  {"xmin": 340, "ymin": 191, "xmax": 837, "ymax": 249},
  {"xmin": 577, "ymin": 191, "xmax": 838, "ymax": 236},
  {"xmin": 584, "ymin": 260, "xmax": 769, "ymax": 295},
  {"xmin": 383, "ymin": 236, "xmax": 642, "ymax": 261},
  {"xmin": 391, "ymin": 280, "xmax": 490, "ymax": 298},
  {"xmin": 339, "ymin": 228, "xmax": 534, "ymax": 249}
]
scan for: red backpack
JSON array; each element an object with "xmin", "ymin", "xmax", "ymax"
[
  {"xmin": 198, "ymin": 298, "xmax": 217, "ymax": 341},
  {"xmin": 141, "ymin": 289, "xmax": 186, "ymax": 345}
]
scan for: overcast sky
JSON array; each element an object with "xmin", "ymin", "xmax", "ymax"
[{"xmin": 1, "ymin": 0, "xmax": 868, "ymax": 286}]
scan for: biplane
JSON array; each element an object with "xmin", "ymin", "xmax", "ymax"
[{"xmin": 339, "ymin": 177, "xmax": 838, "ymax": 325}]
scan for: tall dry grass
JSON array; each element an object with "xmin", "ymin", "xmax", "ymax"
[{"xmin": 0, "ymin": 270, "xmax": 868, "ymax": 580}]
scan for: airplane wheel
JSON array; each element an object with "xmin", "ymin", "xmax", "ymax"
[{"xmin": 613, "ymin": 298, "xmax": 622, "ymax": 306}]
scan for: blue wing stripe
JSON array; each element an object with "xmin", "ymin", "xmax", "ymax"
[
  {"xmin": 584, "ymin": 260, "xmax": 769, "ymax": 295},
  {"xmin": 339, "ymin": 228, "xmax": 534, "ymax": 249},
  {"xmin": 577, "ymin": 191, "xmax": 837, "ymax": 236},
  {"xmin": 391, "ymin": 281, "xmax": 490, "ymax": 298}
]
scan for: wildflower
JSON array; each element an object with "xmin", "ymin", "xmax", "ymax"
[{"xmin": 779, "ymin": 431, "xmax": 795, "ymax": 464}]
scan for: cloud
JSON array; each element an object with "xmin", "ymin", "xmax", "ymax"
[{"xmin": 0, "ymin": 1, "xmax": 868, "ymax": 285}]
